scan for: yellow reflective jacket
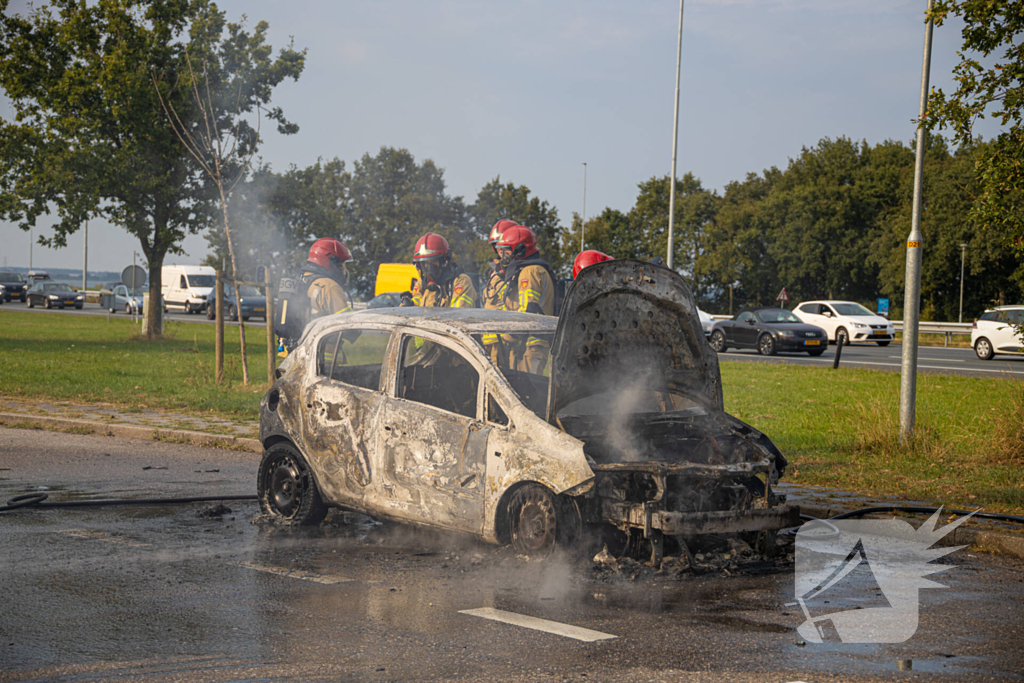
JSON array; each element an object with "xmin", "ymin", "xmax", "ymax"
[{"xmin": 412, "ymin": 272, "xmax": 478, "ymax": 309}]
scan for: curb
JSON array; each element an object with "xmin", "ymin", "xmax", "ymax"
[
  {"xmin": 799, "ymin": 503, "xmax": 1024, "ymax": 561},
  {"xmin": 0, "ymin": 412, "xmax": 263, "ymax": 453}
]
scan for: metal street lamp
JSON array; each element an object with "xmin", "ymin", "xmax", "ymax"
[
  {"xmin": 580, "ymin": 162, "xmax": 587, "ymax": 251},
  {"xmin": 666, "ymin": 0, "xmax": 685, "ymax": 269},
  {"xmin": 959, "ymin": 242, "xmax": 968, "ymax": 323}
]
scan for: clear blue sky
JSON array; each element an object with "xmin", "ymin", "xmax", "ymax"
[{"xmin": 0, "ymin": 0, "xmax": 1004, "ymax": 273}]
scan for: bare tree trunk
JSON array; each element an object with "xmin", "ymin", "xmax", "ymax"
[
  {"xmin": 219, "ymin": 185, "xmax": 249, "ymax": 386},
  {"xmin": 144, "ymin": 253, "xmax": 164, "ymax": 339}
]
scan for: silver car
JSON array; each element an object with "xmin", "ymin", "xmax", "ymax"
[
  {"xmin": 258, "ymin": 260, "xmax": 794, "ymax": 559},
  {"xmin": 109, "ymin": 284, "xmax": 145, "ymax": 314}
]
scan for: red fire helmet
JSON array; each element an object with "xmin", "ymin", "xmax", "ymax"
[
  {"xmin": 572, "ymin": 250, "xmax": 613, "ymax": 278},
  {"xmin": 488, "ymin": 219, "xmax": 519, "ymax": 248},
  {"xmin": 412, "ymin": 232, "xmax": 452, "ymax": 264},
  {"xmin": 495, "ymin": 225, "xmax": 539, "ymax": 260},
  {"xmin": 308, "ymin": 238, "xmax": 352, "ymax": 271}
]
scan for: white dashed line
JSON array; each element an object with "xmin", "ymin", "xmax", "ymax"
[
  {"xmin": 459, "ymin": 607, "xmax": 617, "ymax": 642},
  {"xmin": 230, "ymin": 561, "xmax": 352, "ymax": 584},
  {"xmin": 57, "ymin": 529, "xmax": 152, "ymax": 548}
]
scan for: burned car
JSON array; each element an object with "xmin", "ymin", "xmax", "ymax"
[{"xmin": 259, "ymin": 260, "xmax": 795, "ymax": 560}]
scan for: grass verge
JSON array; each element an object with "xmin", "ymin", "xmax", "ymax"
[{"xmin": 1, "ymin": 310, "xmax": 1020, "ymax": 513}]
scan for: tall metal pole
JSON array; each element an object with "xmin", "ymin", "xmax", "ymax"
[
  {"xmin": 29, "ymin": 227, "xmax": 33, "ymax": 270},
  {"xmin": 580, "ymin": 162, "xmax": 587, "ymax": 251},
  {"xmin": 958, "ymin": 243, "xmax": 967, "ymax": 323},
  {"xmin": 899, "ymin": 0, "xmax": 935, "ymax": 442},
  {"xmin": 666, "ymin": 0, "xmax": 685, "ymax": 269},
  {"xmin": 82, "ymin": 221, "xmax": 88, "ymax": 291}
]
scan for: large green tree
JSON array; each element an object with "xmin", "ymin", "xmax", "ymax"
[
  {"xmin": 0, "ymin": 0, "xmax": 303, "ymax": 336},
  {"xmin": 926, "ymin": 0, "xmax": 1024, "ymax": 256}
]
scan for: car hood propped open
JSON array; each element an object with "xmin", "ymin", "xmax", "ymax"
[{"xmin": 547, "ymin": 259, "xmax": 722, "ymax": 421}]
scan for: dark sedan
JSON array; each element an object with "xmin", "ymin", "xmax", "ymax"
[
  {"xmin": 0, "ymin": 271, "xmax": 29, "ymax": 303},
  {"xmin": 709, "ymin": 307, "xmax": 827, "ymax": 356},
  {"xmin": 26, "ymin": 282, "xmax": 84, "ymax": 309},
  {"xmin": 206, "ymin": 284, "xmax": 267, "ymax": 321}
]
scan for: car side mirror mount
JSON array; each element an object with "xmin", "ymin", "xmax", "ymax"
[
  {"xmin": 747, "ymin": 319, "xmax": 755, "ymax": 325},
  {"xmin": 823, "ymin": 311, "xmax": 832, "ymax": 318}
]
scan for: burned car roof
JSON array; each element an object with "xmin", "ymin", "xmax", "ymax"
[{"xmin": 304, "ymin": 307, "xmax": 557, "ymax": 338}]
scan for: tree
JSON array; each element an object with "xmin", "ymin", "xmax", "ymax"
[
  {"xmin": 343, "ymin": 147, "xmax": 471, "ymax": 299},
  {"xmin": 0, "ymin": 0, "xmax": 303, "ymax": 337},
  {"xmin": 926, "ymin": 0, "xmax": 1024, "ymax": 256},
  {"xmin": 468, "ymin": 178, "xmax": 562, "ymax": 273}
]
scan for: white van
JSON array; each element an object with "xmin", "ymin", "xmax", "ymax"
[{"xmin": 161, "ymin": 265, "xmax": 217, "ymax": 314}]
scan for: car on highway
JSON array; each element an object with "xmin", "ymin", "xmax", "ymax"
[
  {"xmin": 972, "ymin": 306, "xmax": 1024, "ymax": 360},
  {"xmin": 25, "ymin": 282, "xmax": 84, "ymax": 309},
  {"xmin": 708, "ymin": 307, "xmax": 827, "ymax": 356},
  {"xmin": 108, "ymin": 284, "xmax": 145, "ymax": 314},
  {"xmin": 206, "ymin": 284, "xmax": 267, "ymax": 321},
  {"xmin": 793, "ymin": 300, "xmax": 894, "ymax": 346},
  {"xmin": 0, "ymin": 271, "xmax": 29, "ymax": 303},
  {"xmin": 258, "ymin": 259, "xmax": 795, "ymax": 558},
  {"xmin": 697, "ymin": 308, "xmax": 714, "ymax": 337}
]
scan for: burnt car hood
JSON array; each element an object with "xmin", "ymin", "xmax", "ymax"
[
  {"xmin": 547, "ymin": 259, "xmax": 722, "ymax": 419},
  {"xmin": 546, "ymin": 259, "xmax": 786, "ymax": 478}
]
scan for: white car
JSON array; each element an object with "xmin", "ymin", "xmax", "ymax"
[
  {"xmin": 793, "ymin": 300, "xmax": 894, "ymax": 346},
  {"xmin": 698, "ymin": 308, "xmax": 714, "ymax": 337},
  {"xmin": 972, "ymin": 306, "xmax": 1024, "ymax": 360}
]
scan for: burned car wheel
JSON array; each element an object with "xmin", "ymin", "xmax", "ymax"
[
  {"xmin": 507, "ymin": 484, "xmax": 565, "ymax": 554},
  {"xmin": 257, "ymin": 442, "xmax": 328, "ymax": 526}
]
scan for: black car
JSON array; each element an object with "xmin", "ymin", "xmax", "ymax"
[
  {"xmin": 0, "ymin": 271, "xmax": 28, "ymax": 303},
  {"xmin": 205, "ymin": 284, "xmax": 267, "ymax": 321},
  {"xmin": 26, "ymin": 282, "xmax": 84, "ymax": 309},
  {"xmin": 709, "ymin": 307, "xmax": 827, "ymax": 356}
]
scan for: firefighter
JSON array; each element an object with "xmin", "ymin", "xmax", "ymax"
[
  {"xmin": 572, "ymin": 250, "xmax": 614, "ymax": 279},
  {"xmin": 496, "ymin": 225, "xmax": 556, "ymax": 374},
  {"xmin": 409, "ymin": 232, "xmax": 478, "ymax": 308},
  {"xmin": 481, "ymin": 219, "xmax": 519, "ymax": 367},
  {"xmin": 303, "ymin": 237, "xmax": 354, "ymax": 318}
]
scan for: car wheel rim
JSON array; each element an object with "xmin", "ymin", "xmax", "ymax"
[
  {"xmin": 711, "ymin": 333, "xmax": 724, "ymax": 351},
  {"xmin": 269, "ymin": 456, "xmax": 302, "ymax": 517},
  {"xmin": 979, "ymin": 340, "xmax": 990, "ymax": 356},
  {"xmin": 760, "ymin": 337, "xmax": 772, "ymax": 354},
  {"xmin": 515, "ymin": 489, "xmax": 557, "ymax": 551}
]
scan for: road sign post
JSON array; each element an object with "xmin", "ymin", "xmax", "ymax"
[{"xmin": 777, "ymin": 288, "xmax": 789, "ymax": 308}]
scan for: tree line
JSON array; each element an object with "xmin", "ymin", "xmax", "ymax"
[{"xmin": 209, "ymin": 135, "xmax": 1022, "ymax": 321}]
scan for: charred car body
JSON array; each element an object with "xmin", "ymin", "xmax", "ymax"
[{"xmin": 259, "ymin": 260, "xmax": 795, "ymax": 559}]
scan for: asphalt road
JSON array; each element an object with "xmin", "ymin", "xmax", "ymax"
[
  {"xmin": 2, "ymin": 299, "xmax": 267, "ymax": 327},
  {"xmin": 6, "ymin": 302, "xmax": 1024, "ymax": 379},
  {"xmin": 2, "ymin": 428, "xmax": 1023, "ymax": 682}
]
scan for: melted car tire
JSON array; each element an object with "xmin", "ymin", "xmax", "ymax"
[
  {"xmin": 758, "ymin": 334, "xmax": 777, "ymax": 356},
  {"xmin": 257, "ymin": 442, "xmax": 328, "ymax": 526},
  {"xmin": 507, "ymin": 483, "xmax": 576, "ymax": 554},
  {"xmin": 710, "ymin": 330, "xmax": 727, "ymax": 353}
]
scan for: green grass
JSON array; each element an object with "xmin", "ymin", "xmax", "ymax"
[
  {"xmin": 720, "ymin": 361, "xmax": 1024, "ymax": 513},
  {"xmin": 0, "ymin": 310, "xmax": 269, "ymax": 418},
  {"xmin": 1, "ymin": 310, "xmax": 1021, "ymax": 512}
]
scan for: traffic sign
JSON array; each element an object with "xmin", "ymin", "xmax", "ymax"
[
  {"xmin": 776, "ymin": 288, "xmax": 789, "ymax": 302},
  {"xmin": 121, "ymin": 265, "xmax": 146, "ymax": 289}
]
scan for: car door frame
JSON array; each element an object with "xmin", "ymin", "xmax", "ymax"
[
  {"xmin": 734, "ymin": 311, "xmax": 759, "ymax": 346},
  {"xmin": 376, "ymin": 327, "xmax": 491, "ymax": 534},
  {"xmin": 993, "ymin": 310, "xmax": 1024, "ymax": 352}
]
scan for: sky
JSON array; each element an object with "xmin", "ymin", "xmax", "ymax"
[{"xmin": 0, "ymin": 0, "xmax": 1005, "ymax": 274}]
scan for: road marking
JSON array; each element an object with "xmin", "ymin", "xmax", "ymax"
[
  {"xmin": 57, "ymin": 528, "xmax": 152, "ymax": 548},
  {"xmin": 230, "ymin": 561, "xmax": 352, "ymax": 585},
  {"xmin": 459, "ymin": 607, "xmax": 617, "ymax": 642}
]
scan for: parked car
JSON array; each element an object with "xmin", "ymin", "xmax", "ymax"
[
  {"xmin": 792, "ymin": 300, "xmax": 894, "ymax": 346},
  {"xmin": 108, "ymin": 284, "xmax": 145, "ymax": 314},
  {"xmin": 972, "ymin": 306, "xmax": 1024, "ymax": 360},
  {"xmin": 206, "ymin": 284, "xmax": 267, "ymax": 321},
  {"xmin": 26, "ymin": 282, "xmax": 83, "ymax": 309},
  {"xmin": 0, "ymin": 271, "xmax": 29, "ymax": 303},
  {"xmin": 258, "ymin": 259, "xmax": 795, "ymax": 558},
  {"xmin": 709, "ymin": 307, "xmax": 827, "ymax": 356}
]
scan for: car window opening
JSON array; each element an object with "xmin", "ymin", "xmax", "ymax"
[
  {"xmin": 399, "ymin": 336, "xmax": 479, "ymax": 419},
  {"xmin": 471, "ymin": 333, "xmax": 552, "ymax": 419},
  {"xmin": 316, "ymin": 329, "xmax": 390, "ymax": 391},
  {"xmin": 487, "ymin": 394, "xmax": 509, "ymax": 427}
]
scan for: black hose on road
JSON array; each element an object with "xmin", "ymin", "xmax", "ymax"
[{"xmin": 0, "ymin": 492, "xmax": 257, "ymax": 513}]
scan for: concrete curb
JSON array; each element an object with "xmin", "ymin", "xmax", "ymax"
[
  {"xmin": 799, "ymin": 503, "xmax": 1024, "ymax": 560},
  {"xmin": 0, "ymin": 412, "xmax": 263, "ymax": 453}
]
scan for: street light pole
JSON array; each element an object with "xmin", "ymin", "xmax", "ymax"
[
  {"xmin": 580, "ymin": 162, "xmax": 587, "ymax": 251},
  {"xmin": 29, "ymin": 227, "xmax": 33, "ymax": 271},
  {"xmin": 82, "ymin": 221, "xmax": 88, "ymax": 291},
  {"xmin": 899, "ymin": 0, "xmax": 935, "ymax": 443},
  {"xmin": 958, "ymin": 243, "xmax": 968, "ymax": 323},
  {"xmin": 666, "ymin": 0, "xmax": 685, "ymax": 269}
]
